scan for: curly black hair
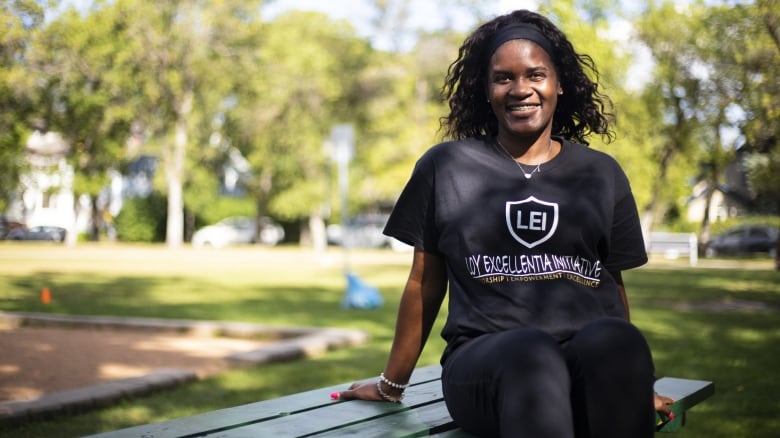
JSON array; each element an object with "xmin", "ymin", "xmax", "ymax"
[{"xmin": 440, "ymin": 9, "xmax": 614, "ymax": 145}]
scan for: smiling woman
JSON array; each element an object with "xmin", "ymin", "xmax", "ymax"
[{"xmin": 334, "ymin": 9, "xmax": 672, "ymax": 438}]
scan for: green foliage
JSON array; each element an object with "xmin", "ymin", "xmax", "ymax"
[
  {"xmin": 229, "ymin": 10, "xmax": 375, "ymax": 221},
  {"xmin": 633, "ymin": 2, "xmax": 712, "ymax": 229},
  {"xmin": 743, "ymin": 149, "xmax": 780, "ymax": 213},
  {"xmin": 0, "ymin": 123, "xmax": 28, "ymax": 212},
  {"xmin": 25, "ymin": 4, "xmax": 140, "ymax": 240},
  {"xmin": 354, "ymin": 36, "xmax": 456, "ymax": 212},
  {"xmin": 0, "ymin": 0, "xmax": 44, "ymax": 210},
  {"xmin": 635, "ymin": 0, "xmax": 780, "ymax": 231},
  {"xmin": 722, "ymin": 0, "xmax": 780, "ymax": 211},
  {"xmin": 195, "ymin": 196, "xmax": 256, "ymax": 228},
  {"xmin": 707, "ymin": 215, "xmax": 780, "ymax": 237},
  {"xmin": 114, "ymin": 194, "xmax": 167, "ymax": 242}
]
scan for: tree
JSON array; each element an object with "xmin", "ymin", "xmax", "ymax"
[
  {"xmin": 719, "ymin": 0, "xmax": 780, "ymax": 214},
  {"xmin": 28, "ymin": 5, "xmax": 137, "ymax": 242},
  {"xmin": 0, "ymin": 0, "xmax": 45, "ymax": 212},
  {"xmin": 538, "ymin": 0, "xmax": 667, "ymax": 225},
  {"xmin": 110, "ymin": 0, "xmax": 267, "ymax": 248},
  {"xmin": 637, "ymin": 0, "xmax": 779, "ymax": 237},
  {"xmin": 353, "ymin": 30, "xmax": 460, "ymax": 210},
  {"xmin": 634, "ymin": 2, "xmax": 711, "ymax": 233},
  {"xmin": 226, "ymin": 10, "xmax": 373, "ymax": 246}
]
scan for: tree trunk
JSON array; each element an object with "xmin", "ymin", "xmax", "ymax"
[
  {"xmin": 308, "ymin": 209, "xmax": 327, "ymax": 253},
  {"xmin": 165, "ymin": 90, "xmax": 193, "ymax": 248},
  {"xmin": 641, "ymin": 144, "xmax": 675, "ymax": 238},
  {"xmin": 90, "ymin": 196, "xmax": 101, "ymax": 242},
  {"xmin": 65, "ymin": 196, "xmax": 80, "ymax": 247},
  {"xmin": 253, "ymin": 169, "xmax": 273, "ymax": 245},
  {"xmin": 184, "ymin": 209, "xmax": 195, "ymax": 243},
  {"xmin": 698, "ymin": 177, "xmax": 718, "ymax": 253}
]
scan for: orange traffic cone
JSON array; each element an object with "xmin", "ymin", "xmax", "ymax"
[{"xmin": 40, "ymin": 287, "xmax": 51, "ymax": 305}]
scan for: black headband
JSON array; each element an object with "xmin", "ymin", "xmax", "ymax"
[{"xmin": 486, "ymin": 23, "xmax": 554, "ymax": 59}]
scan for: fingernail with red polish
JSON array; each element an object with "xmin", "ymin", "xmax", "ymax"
[{"xmin": 330, "ymin": 392, "xmax": 340, "ymax": 400}]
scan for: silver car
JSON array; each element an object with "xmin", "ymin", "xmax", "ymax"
[
  {"xmin": 192, "ymin": 216, "xmax": 284, "ymax": 248},
  {"xmin": 326, "ymin": 213, "xmax": 412, "ymax": 252}
]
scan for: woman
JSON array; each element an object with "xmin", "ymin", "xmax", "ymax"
[{"xmin": 337, "ymin": 9, "xmax": 673, "ymax": 437}]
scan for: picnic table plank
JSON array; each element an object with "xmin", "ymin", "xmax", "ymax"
[
  {"xmin": 86, "ymin": 365, "xmax": 443, "ymax": 438},
  {"xmin": 307, "ymin": 401, "xmax": 462, "ymax": 437},
  {"xmin": 89, "ymin": 364, "xmax": 712, "ymax": 437},
  {"xmin": 196, "ymin": 380, "xmax": 446, "ymax": 437},
  {"xmin": 654, "ymin": 377, "xmax": 715, "ymax": 433}
]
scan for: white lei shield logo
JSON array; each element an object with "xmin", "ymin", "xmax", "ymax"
[{"xmin": 506, "ymin": 196, "xmax": 559, "ymax": 248}]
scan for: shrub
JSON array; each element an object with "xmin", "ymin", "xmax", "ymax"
[
  {"xmin": 708, "ymin": 215, "xmax": 780, "ymax": 236},
  {"xmin": 115, "ymin": 193, "xmax": 167, "ymax": 242}
]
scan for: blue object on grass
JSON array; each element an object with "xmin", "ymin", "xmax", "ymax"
[{"xmin": 342, "ymin": 272, "xmax": 383, "ymax": 309}]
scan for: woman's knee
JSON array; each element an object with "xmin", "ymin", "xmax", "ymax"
[
  {"xmin": 508, "ymin": 328, "xmax": 562, "ymax": 359},
  {"xmin": 567, "ymin": 317, "xmax": 654, "ymax": 375},
  {"xmin": 485, "ymin": 329, "xmax": 570, "ymax": 390},
  {"xmin": 574, "ymin": 318, "xmax": 649, "ymax": 352},
  {"xmin": 446, "ymin": 328, "xmax": 569, "ymax": 384}
]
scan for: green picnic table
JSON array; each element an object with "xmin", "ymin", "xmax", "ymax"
[{"xmin": 87, "ymin": 365, "xmax": 713, "ymax": 437}]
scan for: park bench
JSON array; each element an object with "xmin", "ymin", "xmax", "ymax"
[
  {"xmin": 647, "ymin": 232, "xmax": 699, "ymax": 266},
  {"xmin": 88, "ymin": 364, "xmax": 713, "ymax": 437}
]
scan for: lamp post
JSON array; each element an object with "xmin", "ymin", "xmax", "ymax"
[
  {"xmin": 328, "ymin": 124, "xmax": 382, "ymax": 309},
  {"xmin": 329, "ymin": 124, "xmax": 354, "ymax": 273}
]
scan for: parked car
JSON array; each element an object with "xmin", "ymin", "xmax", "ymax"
[
  {"xmin": 8, "ymin": 225, "xmax": 67, "ymax": 242},
  {"xmin": 704, "ymin": 225, "xmax": 778, "ymax": 258},
  {"xmin": 192, "ymin": 216, "xmax": 284, "ymax": 248},
  {"xmin": 0, "ymin": 216, "xmax": 25, "ymax": 240},
  {"xmin": 326, "ymin": 213, "xmax": 412, "ymax": 252}
]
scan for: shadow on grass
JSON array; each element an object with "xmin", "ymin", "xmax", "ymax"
[{"xmin": 5, "ymin": 272, "xmax": 403, "ymax": 334}]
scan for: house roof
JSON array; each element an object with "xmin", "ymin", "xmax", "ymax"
[{"xmin": 26, "ymin": 130, "xmax": 69, "ymax": 156}]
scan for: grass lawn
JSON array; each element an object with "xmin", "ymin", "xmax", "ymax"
[{"xmin": 0, "ymin": 243, "xmax": 778, "ymax": 437}]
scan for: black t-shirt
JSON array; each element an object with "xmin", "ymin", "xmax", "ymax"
[{"xmin": 383, "ymin": 136, "xmax": 647, "ymax": 362}]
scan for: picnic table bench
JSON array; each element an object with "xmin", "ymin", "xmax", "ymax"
[{"xmin": 88, "ymin": 364, "xmax": 713, "ymax": 437}]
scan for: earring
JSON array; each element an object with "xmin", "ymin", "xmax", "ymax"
[{"xmin": 558, "ymin": 89, "xmax": 563, "ymax": 95}]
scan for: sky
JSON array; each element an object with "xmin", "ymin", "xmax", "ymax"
[{"xmin": 262, "ymin": 0, "xmax": 540, "ymax": 51}]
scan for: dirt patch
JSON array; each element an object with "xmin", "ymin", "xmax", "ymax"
[{"xmin": 0, "ymin": 325, "xmax": 268, "ymax": 402}]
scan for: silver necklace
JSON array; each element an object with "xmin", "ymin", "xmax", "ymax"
[{"xmin": 496, "ymin": 138, "xmax": 553, "ymax": 179}]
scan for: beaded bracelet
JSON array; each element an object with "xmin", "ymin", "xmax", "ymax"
[
  {"xmin": 376, "ymin": 380, "xmax": 403, "ymax": 403},
  {"xmin": 379, "ymin": 372, "xmax": 409, "ymax": 390}
]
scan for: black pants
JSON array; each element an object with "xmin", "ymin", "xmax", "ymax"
[{"xmin": 441, "ymin": 318, "xmax": 656, "ymax": 438}]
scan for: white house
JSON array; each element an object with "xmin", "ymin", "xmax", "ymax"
[{"xmin": 6, "ymin": 130, "xmax": 90, "ymax": 236}]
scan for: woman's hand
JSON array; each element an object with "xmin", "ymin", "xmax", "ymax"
[
  {"xmin": 334, "ymin": 380, "xmax": 382, "ymax": 401},
  {"xmin": 654, "ymin": 392, "xmax": 675, "ymax": 419},
  {"xmin": 333, "ymin": 379, "xmax": 408, "ymax": 402},
  {"xmin": 334, "ymin": 380, "xmax": 406, "ymax": 402}
]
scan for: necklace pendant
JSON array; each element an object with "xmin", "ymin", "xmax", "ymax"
[{"xmin": 523, "ymin": 172, "xmax": 533, "ymax": 179}]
